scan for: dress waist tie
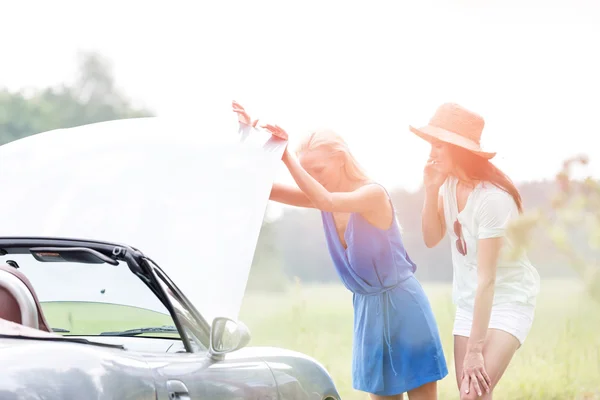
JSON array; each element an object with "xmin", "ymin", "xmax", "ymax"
[{"xmin": 362, "ymin": 284, "xmax": 400, "ymax": 377}]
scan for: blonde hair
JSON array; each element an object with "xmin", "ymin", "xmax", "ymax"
[{"xmin": 296, "ymin": 129, "xmax": 369, "ymax": 182}]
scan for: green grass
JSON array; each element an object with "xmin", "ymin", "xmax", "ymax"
[
  {"xmin": 36, "ymin": 281, "xmax": 599, "ymax": 399},
  {"xmin": 239, "ymin": 280, "xmax": 600, "ymax": 400},
  {"xmin": 41, "ymin": 302, "xmax": 179, "ymax": 338}
]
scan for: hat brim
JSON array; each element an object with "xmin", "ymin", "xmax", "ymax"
[{"xmin": 409, "ymin": 125, "xmax": 496, "ymax": 159}]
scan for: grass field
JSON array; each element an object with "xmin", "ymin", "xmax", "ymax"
[
  {"xmin": 37, "ymin": 279, "xmax": 599, "ymax": 399},
  {"xmin": 239, "ymin": 279, "xmax": 600, "ymax": 400},
  {"xmin": 42, "ymin": 302, "xmax": 178, "ymax": 337}
]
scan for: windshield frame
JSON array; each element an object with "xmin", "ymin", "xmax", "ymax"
[
  {"xmin": 145, "ymin": 257, "xmax": 211, "ymax": 349},
  {"xmin": 0, "ymin": 237, "xmax": 197, "ymax": 352}
]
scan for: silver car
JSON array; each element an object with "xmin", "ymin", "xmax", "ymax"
[{"xmin": 0, "ymin": 114, "xmax": 341, "ymax": 400}]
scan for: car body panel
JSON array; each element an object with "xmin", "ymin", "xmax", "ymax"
[
  {"xmin": 0, "ymin": 336, "xmax": 340, "ymax": 400},
  {"xmin": 235, "ymin": 347, "xmax": 340, "ymax": 400},
  {"xmin": 146, "ymin": 351, "xmax": 278, "ymax": 400},
  {"xmin": 0, "ymin": 338, "xmax": 156, "ymax": 400}
]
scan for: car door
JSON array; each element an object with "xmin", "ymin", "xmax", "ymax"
[{"xmin": 148, "ymin": 267, "xmax": 278, "ymax": 400}]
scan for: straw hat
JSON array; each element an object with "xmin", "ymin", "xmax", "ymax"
[{"xmin": 409, "ymin": 103, "xmax": 496, "ymax": 159}]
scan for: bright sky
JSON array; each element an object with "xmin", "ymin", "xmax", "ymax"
[{"xmin": 2, "ymin": 0, "xmax": 599, "ymax": 193}]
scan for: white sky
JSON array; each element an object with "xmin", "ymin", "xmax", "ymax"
[{"xmin": 2, "ymin": 0, "xmax": 599, "ymax": 193}]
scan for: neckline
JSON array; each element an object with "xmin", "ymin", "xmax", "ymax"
[
  {"xmin": 329, "ymin": 212, "xmax": 352, "ymax": 252},
  {"xmin": 326, "ymin": 181, "xmax": 394, "ymax": 252},
  {"xmin": 453, "ymin": 177, "xmax": 480, "ymax": 218},
  {"xmin": 327, "ymin": 181, "xmax": 374, "ymax": 252}
]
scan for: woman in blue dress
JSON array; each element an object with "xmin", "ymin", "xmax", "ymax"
[{"xmin": 233, "ymin": 103, "xmax": 448, "ymax": 399}]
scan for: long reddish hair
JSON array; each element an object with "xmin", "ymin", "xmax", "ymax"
[{"xmin": 447, "ymin": 143, "xmax": 523, "ymax": 213}]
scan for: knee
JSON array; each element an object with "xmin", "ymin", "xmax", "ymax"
[
  {"xmin": 459, "ymin": 390, "xmax": 480, "ymax": 400},
  {"xmin": 459, "ymin": 374, "xmax": 492, "ymax": 400},
  {"xmin": 459, "ymin": 381, "xmax": 486, "ymax": 400}
]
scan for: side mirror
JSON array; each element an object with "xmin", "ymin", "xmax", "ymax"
[{"xmin": 208, "ymin": 317, "xmax": 251, "ymax": 360}]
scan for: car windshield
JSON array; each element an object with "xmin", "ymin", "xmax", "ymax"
[{"xmin": 2, "ymin": 252, "xmax": 179, "ymax": 339}]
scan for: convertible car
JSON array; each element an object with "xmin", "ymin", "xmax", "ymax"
[{"xmin": 0, "ymin": 110, "xmax": 341, "ymax": 400}]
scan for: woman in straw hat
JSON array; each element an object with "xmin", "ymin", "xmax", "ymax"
[
  {"xmin": 411, "ymin": 103, "xmax": 540, "ymax": 399},
  {"xmin": 233, "ymin": 102, "xmax": 448, "ymax": 399}
]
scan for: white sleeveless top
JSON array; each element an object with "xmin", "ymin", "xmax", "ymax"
[{"xmin": 441, "ymin": 176, "xmax": 540, "ymax": 311}]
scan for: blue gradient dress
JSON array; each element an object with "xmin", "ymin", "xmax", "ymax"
[{"xmin": 321, "ymin": 185, "xmax": 448, "ymax": 395}]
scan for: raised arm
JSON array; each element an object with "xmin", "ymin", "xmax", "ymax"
[
  {"xmin": 262, "ymin": 124, "xmax": 388, "ymax": 214},
  {"xmin": 421, "ymin": 159, "xmax": 447, "ymax": 247},
  {"xmin": 270, "ymin": 183, "xmax": 315, "ymax": 208},
  {"xmin": 231, "ymin": 105, "xmax": 309, "ymax": 208},
  {"xmin": 282, "ymin": 149, "xmax": 387, "ymax": 213}
]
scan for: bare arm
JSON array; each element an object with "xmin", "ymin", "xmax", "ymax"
[
  {"xmin": 270, "ymin": 183, "xmax": 315, "ymax": 208},
  {"xmin": 468, "ymin": 237, "xmax": 502, "ymax": 352},
  {"xmin": 422, "ymin": 189, "xmax": 446, "ymax": 248},
  {"xmin": 468, "ymin": 193, "xmax": 513, "ymax": 352},
  {"xmin": 463, "ymin": 192, "xmax": 515, "ymax": 396},
  {"xmin": 281, "ymin": 150, "xmax": 388, "ymax": 213},
  {"xmin": 421, "ymin": 158, "xmax": 448, "ymax": 248},
  {"xmin": 461, "ymin": 237, "xmax": 501, "ymax": 396}
]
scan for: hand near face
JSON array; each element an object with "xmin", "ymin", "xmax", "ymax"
[{"xmin": 423, "ymin": 157, "xmax": 447, "ymax": 193}]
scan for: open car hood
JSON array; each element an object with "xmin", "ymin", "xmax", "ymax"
[{"xmin": 0, "ymin": 110, "xmax": 286, "ymax": 323}]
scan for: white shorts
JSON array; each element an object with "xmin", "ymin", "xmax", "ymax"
[{"xmin": 453, "ymin": 303, "xmax": 536, "ymax": 346}]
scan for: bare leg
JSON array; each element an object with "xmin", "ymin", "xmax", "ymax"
[
  {"xmin": 454, "ymin": 329, "xmax": 520, "ymax": 400},
  {"xmin": 369, "ymin": 393, "xmax": 404, "ymax": 400},
  {"xmin": 407, "ymin": 381, "xmax": 438, "ymax": 400},
  {"xmin": 454, "ymin": 335, "xmax": 469, "ymax": 390}
]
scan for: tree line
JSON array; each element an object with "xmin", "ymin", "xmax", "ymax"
[{"xmin": 2, "ymin": 51, "xmax": 597, "ymax": 300}]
